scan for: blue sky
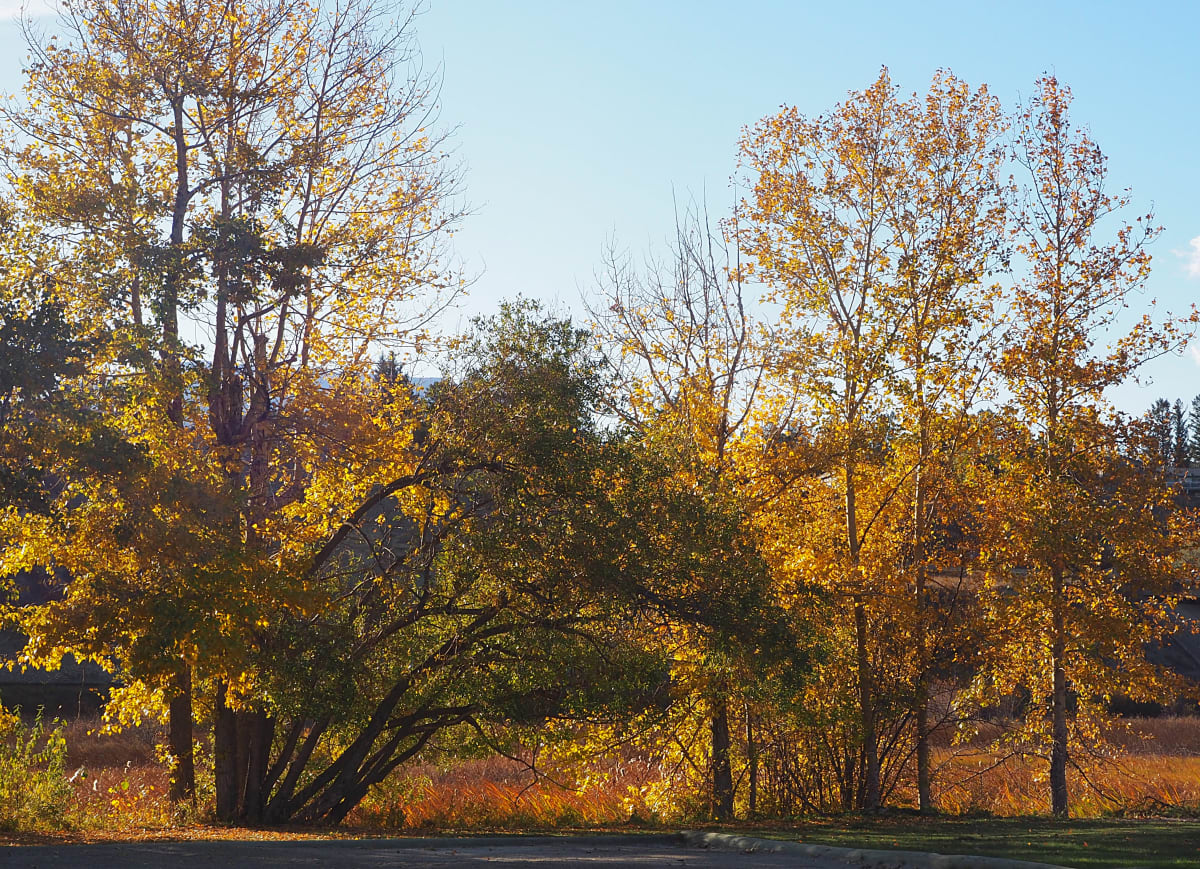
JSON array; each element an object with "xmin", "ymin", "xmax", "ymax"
[
  {"xmin": 1, "ymin": 1, "xmax": 1196, "ymax": 414},
  {"xmin": 414, "ymin": 0, "xmax": 1200, "ymax": 415}
]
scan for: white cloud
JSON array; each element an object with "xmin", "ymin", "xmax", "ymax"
[
  {"xmin": 1191, "ymin": 340, "xmax": 1200, "ymax": 367},
  {"xmin": 1182, "ymin": 235, "xmax": 1200, "ymax": 279}
]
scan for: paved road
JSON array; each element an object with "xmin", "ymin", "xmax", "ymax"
[{"xmin": 3, "ymin": 834, "xmax": 848, "ymax": 868}]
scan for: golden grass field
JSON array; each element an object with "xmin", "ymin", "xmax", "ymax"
[{"xmin": 15, "ymin": 715, "xmax": 1200, "ymax": 834}]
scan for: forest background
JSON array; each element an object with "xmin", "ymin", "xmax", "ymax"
[{"xmin": 1, "ymin": 0, "xmax": 1199, "ymax": 840}]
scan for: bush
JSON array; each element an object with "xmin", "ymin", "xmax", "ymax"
[{"xmin": 0, "ymin": 709, "xmax": 73, "ymax": 831}]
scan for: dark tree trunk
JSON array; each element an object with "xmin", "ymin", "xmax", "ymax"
[
  {"xmin": 1050, "ymin": 563, "xmax": 1070, "ymax": 818},
  {"xmin": 167, "ymin": 664, "xmax": 195, "ymax": 804},
  {"xmin": 215, "ymin": 681, "xmax": 276, "ymax": 823},
  {"xmin": 238, "ymin": 710, "xmax": 274, "ymax": 822},
  {"xmin": 711, "ymin": 692, "xmax": 734, "ymax": 821},
  {"xmin": 854, "ymin": 596, "xmax": 881, "ymax": 811},
  {"xmin": 744, "ymin": 700, "xmax": 758, "ymax": 819},
  {"xmin": 215, "ymin": 682, "xmax": 239, "ymax": 822}
]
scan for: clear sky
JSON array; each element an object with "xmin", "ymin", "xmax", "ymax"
[{"xmin": 1, "ymin": 1, "xmax": 1197, "ymax": 414}]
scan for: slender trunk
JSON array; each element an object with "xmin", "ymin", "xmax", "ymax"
[
  {"xmin": 167, "ymin": 664, "xmax": 195, "ymax": 804},
  {"xmin": 853, "ymin": 594, "xmax": 881, "ymax": 811},
  {"xmin": 744, "ymin": 699, "xmax": 758, "ymax": 819},
  {"xmin": 163, "ymin": 96, "xmax": 190, "ymax": 425},
  {"xmin": 711, "ymin": 692, "xmax": 734, "ymax": 821},
  {"xmin": 916, "ymin": 681, "xmax": 933, "ymax": 813},
  {"xmin": 1050, "ymin": 562, "xmax": 1070, "ymax": 818},
  {"xmin": 845, "ymin": 454, "xmax": 881, "ymax": 812},
  {"xmin": 162, "ymin": 98, "xmax": 194, "ymax": 799},
  {"xmin": 912, "ymin": 370, "xmax": 936, "ymax": 814},
  {"xmin": 914, "ymin": 566, "xmax": 935, "ymax": 812},
  {"xmin": 914, "ymin": 549, "xmax": 934, "ymax": 813}
]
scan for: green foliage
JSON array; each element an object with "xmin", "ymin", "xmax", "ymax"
[{"xmin": 0, "ymin": 710, "xmax": 73, "ymax": 832}]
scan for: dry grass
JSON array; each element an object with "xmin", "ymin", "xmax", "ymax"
[
  {"xmin": 10, "ymin": 714, "xmax": 1200, "ymax": 836},
  {"xmin": 61, "ymin": 719, "xmax": 160, "ymax": 770},
  {"xmin": 348, "ymin": 753, "xmax": 667, "ymax": 830},
  {"xmin": 65, "ymin": 762, "xmax": 172, "ymax": 829},
  {"xmin": 357, "ymin": 718, "xmax": 1200, "ymax": 827},
  {"xmin": 35, "ymin": 718, "xmax": 173, "ymax": 832},
  {"xmin": 927, "ymin": 717, "xmax": 1200, "ymax": 817},
  {"xmin": 1104, "ymin": 716, "xmax": 1200, "ymax": 756},
  {"xmin": 927, "ymin": 750, "xmax": 1200, "ymax": 816}
]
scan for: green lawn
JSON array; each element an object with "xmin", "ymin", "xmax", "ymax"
[{"xmin": 745, "ymin": 817, "xmax": 1200, "ymax": 869}]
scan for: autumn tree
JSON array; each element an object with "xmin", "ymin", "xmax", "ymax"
[
  {"xmin": 206, "ymin": 303, "xmax": 674, "ymax": 824},
  {"xmin": 874, "ymin": 72, "xmax": 1007, "ymax": 813},
  {"xmin": 975, "ymin": 75, "xmax": 1197, "ymax": 818},
  {"xmin": 591, "ymin": 201, "xmax": 812, "ymax": 819},
  {"xmin": 0, "ymin": 0, "xmax": 462, "ymax": 809},
  {"xmin": 738, "ymin": 69, "xmax": 1006, "ymax": 812}
]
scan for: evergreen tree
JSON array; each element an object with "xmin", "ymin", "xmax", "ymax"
[
  {"xmin": 1146, "ymin": 398, "xmax": 1173, "ymax": 468},
  {"xmin": 1173, "ymin": 399, "xmax": 1188, "ymax": 467},
  {"xmin": 1188, "ymin": 394, "xmax": 1200, "ymax": 466}
]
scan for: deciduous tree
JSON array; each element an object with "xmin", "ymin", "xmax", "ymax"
[
  {"xmin": 978, "ymin": 75, "xmax": 1197, "ymax": 818},
  {"xmin": 592, "ymin": 201, "xmax": 810, "ymax": 819},
  {"xmin": 738, "ymin": 69, "xmax": 1005, "ymax": 811},
  {"xmin": 0, "ymin": 0, "xmax": 462, "ymax": 809}
]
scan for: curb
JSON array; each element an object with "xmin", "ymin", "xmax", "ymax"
[{"xmin": 678, "ymin": 831, "xmax": 1072, "ymax": 869}]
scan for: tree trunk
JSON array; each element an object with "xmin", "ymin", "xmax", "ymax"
[
  {"xmin": 914, "ymin": 566, "xmax": 935, "ymax": 814},
  {"xmin": 916, "ymin": 680, "xmax": 933, "ymax": 814},
  {"xmin": 215, "ymin": 682, "xmax": 240, "ymax": 822},
  {"xmin": 1050, "ymin": 563, "xmax": 1070, "ymax": 818},
  {"xmin": 845, "ymin": 451, "xmax": 881, "ymax": 813},
  {"xmin": 238, "ymin": 710, "xmax": 274, "ymax": 823},
  {"xmin": 744, "ymin": 699, "xmax": 758, "ymax": 819},
  {"xmin": 711, "ymin": 692, "xmax": 734, "ymax": 821},
  {"xmin": 167, "ymin": 664, "xmax": 195, "ymax": 804},
  {"xmin": 854, "ymin": 595, "xmax": 881, "ymax": 811},
  {"xmin": 912, "ymin": 410, "xmax": 936, "ymax": 815}
]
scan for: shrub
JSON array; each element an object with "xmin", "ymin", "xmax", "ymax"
[{"xmin": 0, "ymin": 709, "xmax": 73, "ymax": 831}]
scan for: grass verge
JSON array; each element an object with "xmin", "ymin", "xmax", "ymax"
[{"xmin": 750, "ymin": 816, "xmax": 1200, "ymax": 869}]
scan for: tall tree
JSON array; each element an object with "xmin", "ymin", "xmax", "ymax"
[
  {"xmin": 592, "ymin": 200, "xmax": 801, "ymax": 820},
  {"xmin": 0, "ymin": 0, "xmax": 462, "ymax": 809},
  {"xmin": 1188, "ymin": 394, "xmax": 1200, "ymax": 465},
  {"xmin": 981, "ymin": 75, "xmax": 1195, "ymax": 818},
  {"xmin": 876, "ymin": 71, "xmax": 1006, "ymax": 812},
  {"xmin": 738, "ymin": 69, "xmax": 1006, "ymax": 812},
  {"xmin": 1145, "ymin": 398, "xmax": 1174, "ymax": 467},
  {"xmin": 1172, "ymin": 399, "xmax": 1188, "ymax": 467}
]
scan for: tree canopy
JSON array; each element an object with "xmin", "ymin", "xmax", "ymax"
[{"xmin": 0, "ymin": 4, "xmax": 1196, "ymax": 827}]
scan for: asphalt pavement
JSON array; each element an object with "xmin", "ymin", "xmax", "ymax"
[{"xmin": 2, "ymin": 834, "xmax": 852, "ymax": 868}]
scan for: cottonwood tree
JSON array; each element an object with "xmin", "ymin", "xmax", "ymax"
[
  {"xmin": 216, "ymin": 304, "xmax": 671, "ymax": 825},
  {"xmin": 0, "ymin": 0, "xmax": 462, "ymax": 809},
  {"xmin": 738, "ymin": 69, "xmax": 1006, "ymax": 811},
  {"xmin": 875, "ymin": 72, "xmax": 1007, "ymax": 812},
  {"xmin": 977, "ymin": 75, "xmax": 1197, "ymax": 818}
]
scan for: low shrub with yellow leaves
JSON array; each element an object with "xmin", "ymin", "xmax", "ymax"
[{"xmin": 0, "ymin": 709, "xmax": 73, "ymax": 831}]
